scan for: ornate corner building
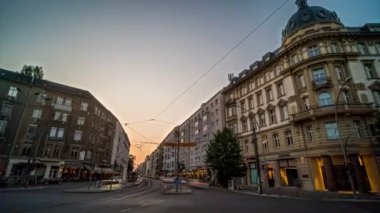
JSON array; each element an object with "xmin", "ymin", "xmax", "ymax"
[{"xmin": 223, "ymin": 0, "xmax": 380, "ymax": 192}]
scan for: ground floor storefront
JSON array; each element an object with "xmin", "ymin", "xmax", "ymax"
[
  {"xmin": 4, "ymin": 158, "xmax": 64, "ymax": 186},
  {"xmin": 242, "ymin": 154, "xmax": 380, "ymax": 193}
]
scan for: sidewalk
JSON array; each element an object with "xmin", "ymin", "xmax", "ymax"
[
  {"xmin": 186, "ymin": 180, "xmax": 380, "ymax": 203},
  {"xmin": 0, "ymin": 186, "xmax": 47, "ymax": 192},
  {"xmin": 235, "ymin": 185, "xmax": 380, "ymax": 203}
]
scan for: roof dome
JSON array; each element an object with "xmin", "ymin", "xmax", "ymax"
[{"xmin": 282, "ymin": 0, "xmax": 343, "ymax": 39}]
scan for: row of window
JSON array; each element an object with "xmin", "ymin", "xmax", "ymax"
[
  {"xmin": 21, "ymin": 143, "xmax": 81, "ymax": 160},
  {"xmin": 32, "ymin": 109, "xmax": 86, "ymax": 125},
  {"xmin": 242, "ymin": 120, "xmax": 365, "ymax": 153},
  {"xmin": 6, "ymin": 86, "xmax": 90, "ymax": 111},
  {"xmin": 290, "ymin": 41, "xmax": 380, "ymax": 67},
  {"xmin": 240, "ymin": 106, "xmax": 289, "ymax": 132}
]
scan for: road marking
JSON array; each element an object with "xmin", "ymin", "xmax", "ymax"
[
  {"xmin": 114, "ymin": 189, "xmax": 152, "ymax": 200},
  {"xmin": 141, "ymin": 200, "xmax": 163, "ymax": 207},
  {"xmin": 136, "ymin": 194, "xmax": 151, "ymax": 201},
  {"xmin": 120, "ymin": 208, "xmax": 132, "ymax": 212}
]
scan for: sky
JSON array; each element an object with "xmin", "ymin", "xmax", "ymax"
[{"xmin": 1, "ymin": 0, "xmax": 379, "ymax": 166}]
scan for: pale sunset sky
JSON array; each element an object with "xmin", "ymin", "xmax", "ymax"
[{"xmin": 1, "ymin": 0, "xmax": 379, "ymax": 166}]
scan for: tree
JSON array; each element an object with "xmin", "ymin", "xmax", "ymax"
[
  {"xmin": 127, "ymin": 154, "xmax": 135, "ymax": 172},
  {"xmin": 205, "ymin": 128, "xmax": 246, "ymax": 187},
  {"xmin": 21, "ymin": 65, "xmax": 44, "ymax": 79}
]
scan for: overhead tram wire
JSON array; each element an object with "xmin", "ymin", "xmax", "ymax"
[
  {"xmin": 152, "ymin": 0, "xmax": 290, "ymax": 119},
  {"xmin": 125, "ymin": 119, "xmax": 176, "ymax": 126},
  {"xmin": 124, "ymin": 119, "xmax": 154, "ymax": 126},
  {"xmin": 124, "ymin": 125, "xmax": 155, "ymax": 144}
]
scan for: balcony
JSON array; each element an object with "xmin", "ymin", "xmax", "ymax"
[
  {"xmin": 290, "ymin": 103, "xmax": 376, "ymax": 122},
  {"xmin": 226, "ymin": 114, "xmax": 237, "ymax": 121},
  {"xmin": 312, "ymin": 78, "xmax": 332, "ymax": 90},
  {"xmin": 53, "ymin": 103, "xmax": 72, "ymax": 112}
]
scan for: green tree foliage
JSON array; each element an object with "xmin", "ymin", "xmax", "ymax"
[
  {"xmin": 128, "ymin": 154, "xmax": 136, "ymax": 172},
  {"xmin": 205, "ymin": 128, "xmax": 246, "ymax": 187},
  {"xmin": 21, "ymin": 65, "xmax": 44, "ymax": 79}
]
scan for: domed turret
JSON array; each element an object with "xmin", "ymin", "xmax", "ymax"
[{"xmin": 282, "ymin": 0, "xmax": 343, "ymax": 39}]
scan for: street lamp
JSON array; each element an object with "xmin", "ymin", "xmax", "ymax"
[
  {"xmin": 334, "ymin": 76, "xmax": 356, "ymax": 197},
  {"xmin": 25, "ymin": 109, "xmax": 65, "ymax": 188},
  {"xmin": 4, "ymin": 82, "xmax": 44, "ymax": 177},
  {"xmin": 228, "ymin": 103, "xmax": 263, "ymax": 194}
]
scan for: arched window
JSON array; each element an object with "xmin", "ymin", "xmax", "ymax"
[{"xmin": 319, "ymin": 92, "xmax": 332, "ymax": 106}]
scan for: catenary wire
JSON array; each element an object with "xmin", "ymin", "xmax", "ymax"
[{"xmin": 153, "ymin": 0, "xmax": 290, "ymax": 119}]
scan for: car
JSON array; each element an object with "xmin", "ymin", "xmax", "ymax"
[{"xmin": 40, "ymin": 177, "xmax": 62, "ymax": 185}]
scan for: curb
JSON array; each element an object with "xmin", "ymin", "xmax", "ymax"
[
  {"xmin": 0, "ymin": 186, "xmax": 47, "ymax": 192},
  {"xmin": 236, "ymin": 190, "xmax": 380, "ymax": 203},
  {"xmin": 64, "ymin": 179, "xmax": 145, "ymax": 193}
]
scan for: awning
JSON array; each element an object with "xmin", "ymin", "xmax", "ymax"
[
  {"xmin": 63, "ymin": 160, "xmax": 83, "ymax": 168},
  {"xmin": 93, "ymin": 167, "xmax": 114, "ymax": 173}
]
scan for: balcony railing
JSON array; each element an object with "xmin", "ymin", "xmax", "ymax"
[
  {"xmin": 226, "ymin": 114, "xmax": 237, "ymax": 121},
  {"xmin": 53, "ymin": 103, "xmax": 72, "ymax": 112},
  {"xmin": 312, "ymin": 78, "xmax": 332, "ymax": 90},
  {"xmin": 290, "ymin": 103, "xmax": 376, "ymax": 122}
]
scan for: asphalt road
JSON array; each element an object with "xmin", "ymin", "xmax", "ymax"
[{"xmin": 0, "ymin": 179, "xmax": 379, "ymax": 213}]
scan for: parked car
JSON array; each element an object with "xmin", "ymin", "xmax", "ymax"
[{"xmin": 40, "ymin": 177, "xmax": 62, "ymax": 185}]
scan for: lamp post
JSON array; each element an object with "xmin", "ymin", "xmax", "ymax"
[
  {"xmin": 229, "ymin": 103, "xmax": 263, "ymax": 194},
  {"xmin": 334, "ymin": 76, "xmax": 356, "ymax": 197},
  {"xmin": 174, "ymin": 126, "xmax": 180, "ymax": 192},
  {"xmin": 5, "ymin": 85, "xmax": 33, "ymax": 177},
  {"xmin": 24, "ymin": 109, "xmax": 65, "ymax": 188}
]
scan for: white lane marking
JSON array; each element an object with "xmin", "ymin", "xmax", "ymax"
[
  {"xmin": 120, "ymin": 208, "xmax": 132, "ymax": 212},
  {"xmin": 114, "ymin": 187, "xmax": 152, "ymax": 200},
  {"xmin": 141, "ymin": 200, "xmax": 163, "ymax": 207},
  {"xmin": 136, "ymin": 194, "xmax": 152, "ymax": 201}
]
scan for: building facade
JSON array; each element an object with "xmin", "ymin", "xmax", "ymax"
[
  {"xmin": 222, "ymin": 0, "xmax": 380, "ymax": 192},
  {"xmin": 188, "ymin": 92, "xmax": 225, "ymax": 179},
  {"xmin": 111, "ymin": 121, "xmax": 130, "ymax": 182},
  {"xmin": 0, "ymin": 68, "xmax": 129, "ymax": 182}
]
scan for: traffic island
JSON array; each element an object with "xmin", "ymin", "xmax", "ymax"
[{"xmin": 163, "ymin": 184, "xmax": 192, "ymax": 195}]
